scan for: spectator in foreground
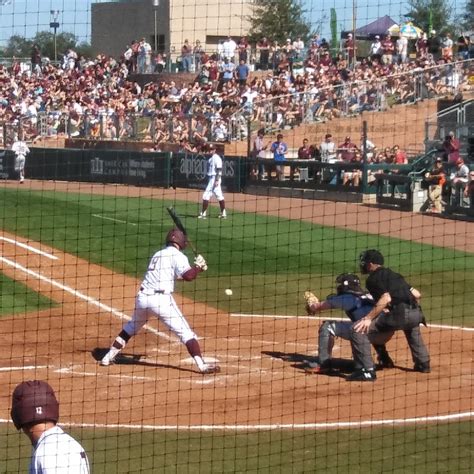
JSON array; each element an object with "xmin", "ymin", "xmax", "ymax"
[
  {"xmin": 270, "ymin": 133, "xmax": 288, "ymax": 181},
  {"xmin": 11, "ymin": 380, "xmax": 90, "ymax": 473}
]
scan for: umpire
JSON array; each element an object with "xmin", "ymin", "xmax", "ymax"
[{"xmin": 349, "ymin": 249, "xmax": 431, "ymax": 381}]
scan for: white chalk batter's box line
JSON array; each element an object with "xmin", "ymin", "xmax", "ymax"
[
  {"xmin": 230, "ymin": 314, "xmax": 474, "ymax": 332},
  {"xmin": 0, "ymin": 412, "xmax": 472, "ymax": 431},
  {"xmin": 0, "ymin": 236, "xmax": 58, "ymax": 260}
]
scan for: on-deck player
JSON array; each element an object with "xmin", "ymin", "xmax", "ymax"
[
  {"xmin": 100, "ymin": 228, "xmax": 220, "ymax": 374},
  {"xmin": 198, "ymin": 143, "xmax": 227, "ymax": 219}
]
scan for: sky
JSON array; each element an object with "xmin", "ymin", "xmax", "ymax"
[{"xmin": 0, "ymin": 0, "xmax": 468, "ymax": 46}]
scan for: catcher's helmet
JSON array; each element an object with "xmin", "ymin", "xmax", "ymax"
[
  {"xmin": 335, "ymin": 273, "xmax": 365, "ymax": 295},
  {"xmin": 11, "ymin": 380, "xmax": 59, "ymax": 430},
  {"xmin": 166, "ymin": 228, "xmax": 187, "ymax": 250},
  {"xmin": 359, "ymin": 249, "xmax": 384, "ymax": 274}
]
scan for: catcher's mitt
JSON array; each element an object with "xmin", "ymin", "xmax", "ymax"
[{"xmin": 304, "ymin": 290, "xmax": 319, "ymax": 315}]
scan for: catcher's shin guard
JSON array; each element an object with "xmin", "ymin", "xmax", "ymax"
[{"xmin": 318, "ymin": 321, "xmax": 336, "ymax": 364}]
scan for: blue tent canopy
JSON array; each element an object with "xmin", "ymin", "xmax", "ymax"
[{"xmin": 353, "ymin": 15, "xmax": 398, "ymax": 38}]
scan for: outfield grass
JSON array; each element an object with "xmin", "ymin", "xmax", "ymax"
[
  {"xmin": 0, "ymin": 422, "xmax": 472, "ymax": 473},
  {"xmin": 0, "ymin": 188, "xmax": 472, "ymax": 326},
  {"xmin": 0, "ymin": 273, "xmax": 55, "ymax": 316}
]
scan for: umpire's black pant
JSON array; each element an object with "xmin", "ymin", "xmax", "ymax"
[{"xmin": 350, "ymin": 304, "xmax": 430, "ymax": 370}]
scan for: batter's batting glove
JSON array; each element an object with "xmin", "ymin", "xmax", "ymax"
[
  {"xmin": 304, "ymin": 290, "xmax": 319, "ymax": 315},
  {"xmin": 194, "ymin": 254, "xmax": 208, "ymax": 271}
]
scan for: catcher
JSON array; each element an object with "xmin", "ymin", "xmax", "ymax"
[{"xmin": 304, "ymin": 273, "xmax": 393, "ymax": 376}]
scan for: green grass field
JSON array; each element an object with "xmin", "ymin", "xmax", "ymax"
[
  {"xmin": 1, "ymin": 422, "xmax": 472, "ymax": 473},
  {"xmin": 0, "ymin": 273, "xmax": 55, "ymax": 316},
  {"xmin": 0, "ymin": 188, "xmax": 472, "ymax": 326},
  {"xmin": 0, "ymin": 187, "xmax": 472, "ymax": 472}
]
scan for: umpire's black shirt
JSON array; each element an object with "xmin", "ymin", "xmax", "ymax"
[{"xmin": 366, "ymin": 267, "xmax": 413, "ymax": 306}]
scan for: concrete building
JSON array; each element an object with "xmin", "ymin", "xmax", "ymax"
[{"xmin": 92, "ymin": 0, "xmax": 252, "ymax": 62}]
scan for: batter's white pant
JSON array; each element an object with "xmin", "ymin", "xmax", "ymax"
[
  {"xmin": 123, "ymin": 292, "xmax": 197, "ymax": 343},
  {"xmin": 202, "ymin": 176, "xmax": 224, "ymax": 201}
]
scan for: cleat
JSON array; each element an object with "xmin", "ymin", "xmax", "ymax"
[
  {"xmin": 198, "ymin": 213, "xmax": 207, "ymax": 219},
  {"xmin": 218, "ymin": 213, "xmax": 227, "ymax": 219},
  {"xmin": 346, "ymin": 368, "xmax": 376, "ymax": 382},
  {"xmin": 375, "ymin": 356, "xmax": 395, "ymax": 370},
  {"xmin": 200, "ymin": 364, "xmax": 221, "ymax": 374},
  {"xmin": 413, "ymin": 362, "xmax": 431, "ymax": 373},
  {"xmin": 99, "ymin": 348, "xmax": 119, "ymax": 366}
]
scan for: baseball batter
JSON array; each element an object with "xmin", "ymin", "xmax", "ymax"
[
  {"xmin": 100, "ymin": 228, "xmax": 220, "ymax": 374},
  {"xmin": 11, "ymin": 380, "xmax": 90, "ymax": 473},
  {"xmin": 305, "ymin": 274, "xmax": 392, "ymax": 378},
  {"xmin": 198, "ymin": 144, "xmax": 227, "ymax": 219},
  {"xmin": 11, "ymin": 133, "xmax": 30, "ymax": 183}
]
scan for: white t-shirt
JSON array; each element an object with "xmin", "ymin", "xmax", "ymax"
[
  {"xmin": 30, "ymin": 426, "xmax": 90, "ymax": 474},
  {"xmin": 207, "ymin": 152, "xmax": 223, "ymax": 176},
  {"xmin": 140, "ymin": 246, "xmax": 191, "ymax": 294},
  {"xmin": 320, "ymin": 141, "xmax": 337, "ymax": 163}
]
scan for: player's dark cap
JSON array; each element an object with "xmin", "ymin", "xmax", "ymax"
[
  {"xmin": 335, "ymin": 273, "xmax": 364, "ymax": 295},
  {"xmin": 11, "ymin": 380, "xmax": 59, "ymax": 430}
]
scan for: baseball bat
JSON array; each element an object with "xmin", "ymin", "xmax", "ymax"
[{"xmin": 166, "ymin": 207, "xmax": 199, "ymax": 256}]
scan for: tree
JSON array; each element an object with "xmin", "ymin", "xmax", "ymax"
[
  {"xmin": 0, "ymin": 31, "xmax": 91, "ymax": 61},
  {"xmin": 459, "ymin": 0, "xmax": 474, "ymax": 32},
  {"xmin": 247, "ymin": 0, "xmax": 313, "ymax": 45},
  {"xmin": 404, "ymin": 0, "xmax": 453, "ymax": 34}
]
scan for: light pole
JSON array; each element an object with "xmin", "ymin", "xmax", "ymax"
[
  {"xmin": 49, "ymin": 10, "xmax": 60, "ymax": 63},
  {"xmin": 153, "ymin": 0, "xmax": 160, "ymax": 52}
]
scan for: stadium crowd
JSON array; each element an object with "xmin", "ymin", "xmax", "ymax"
[{"xmin": 0, "ymin": 33, "xmax": 472, "ymax": 152}]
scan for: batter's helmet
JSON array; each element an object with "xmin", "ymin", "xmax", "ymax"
[
  {"xmin": 335, "ymin": 273, "xmax": 365, "ymax": 295},
  {"xmin": 11, "ymin": 380, "xmax": 59, "ymax": 430},
  {"xmin": 166, "ymin": 228, "xmax": 187, "ymax": 250},
  {"xmin": 359, "ymin": 249, "xmax": 384, "ymax": 274}
]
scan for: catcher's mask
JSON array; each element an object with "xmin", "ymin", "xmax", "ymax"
[
  {"xmin": 11, "ymin": 380, "xmax": 59, "ymax": 430},
  {"xmin": 335, "ymin": 273, "xmax": 365, "ymax": 295},
  {"xmin": 166, "ymin": 228, "xmax": 187, "ymax": 250},
  {"xmin": 359, "ymin": 249, "xmax": 384, "ymax": 274}
]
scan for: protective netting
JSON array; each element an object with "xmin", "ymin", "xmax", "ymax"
[{"xmin": 0, "ymin": 1, "xmax": 473, "ymax": 472}]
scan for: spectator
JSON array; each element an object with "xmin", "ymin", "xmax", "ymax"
[
  {"xmin": 320, "ymin": 133, "xmax": 337, "ymax": 163},
  {"xmin": 219, "ymin": 57, "xmax": 235, "ymax": 90},
  {"xmin": 257, "ymin": 37, "xmax": 270, "ymax": 70},
  {"xmin": 236, "ymin": 59, "xmax": 250, "ymax": 87},
  {"xmin": 442, "ymin": 131, "xmax": 461, "ymax": 164},
  {"xmin": 370, "ymin": 36, "xmax": 383, "ymax": 63},
  {"xmin": 270, "ymin": 133, "xmax": 288, "ymax": 181},
  {"xmin": 457, "ymin": 33, "xmax": 470, "ymax": 60},
  {"xmin": 138, "ymin": 38, "xmax": 152, "ymax": 73},
  {"xmin": 181, "ymin": 39, "xmax": 193, "ymax": 72},
  {"xmin": 463, "ymin": 170, "xmax": 474, "ymax": 208},
  {"xmin": 441, "ymin": 32, "xmax": 453, "ymax": 61},
  {"xmin": 238, "ymin": 36, "xmax": 250, "ymax": 63},
  {"xmin": 424, "ymin": 157, "xmax": 446, "ymax": 213},
  {"xmin": 416, "ymin": 32, "xmax": 429, "ymax": 59},
  {"xmin": 252, "ymin": 128, "xmax": 269, "ymax": 180},
  {"xmin": 193, "ymin": 40, "xmax": 204, "ymax": 71},
  {"xmin": 392, "ymin": 145, "xmax": 408, "ymax": 164},
  {"xmin": 11, "ymin": 380, "xmax": 91, "ymax": 473},
  {"xmin": 296, "ymin": 137, "xmax": 314, "ymax": 181},
  {"xmin": 361, "ymin": 135, "xmax": 377, "ymax": 162},
  {"xmin": 381, "ymin": 34, "xmax": 394, "ymax": 65},
  {"xmin": 343, "ymin": 150, "xmax": 363, "ymax": 186},
  {"xmin": 395, "ymin": 35, "xmax": 408, "ymax": 64},
  {"xmin": 450, "ymin": 158, "xmax": 469, "ymax": 207},
  {"xmin": 338, "ymin": 136, "xmax": 358, "ymax": 162},
  {"xmin": 427, "ymin": 30, "xmax": 441, "ymax": 60},
  {"xmin": 343, "ymin": 33, "xmax": 356, "ymax": 64},
  {"xmin": 222, "ymin": 36, "xmax": 237, "ymax": 63},
  {"xmin": 31, "ymin": 44, "xmax": 42, "ymax": 75}
]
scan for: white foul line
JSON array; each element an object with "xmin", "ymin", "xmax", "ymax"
[
  {"xmin": 1, "ymin": 411, "xmax": 472, "ymax": 431},
  {"xmin": 0, "ymin": 255, "xmax": 171, "ymax": 341},
  {"xmin": 230, "ymin": 313, "xmax": 474, "ymax": 332},
  {"xmin": 92, "ymin": 214, "xmax": 137, "ymax": 226},
  {"xmin": 0, "ymin": 365, "xmax": 49, "ymax": 372},
  {"xmin": 0, "ymin": 236, "xmax": 58, "ymax": 260}
]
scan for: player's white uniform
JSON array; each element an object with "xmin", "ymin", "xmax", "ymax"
[
  {"xmin": 29, "ymin": 426, "xmax": 90, "ymax": 474},
  {"xmin": 122, "ymin": 245, "xmax": 197, "ymax": 343},
  {"xmin": 202, "ymin": 152, "xmax": 224, "ymax": 201},
  {"xmin": 12, "ymin": 139, "xmax": 30, "ymax": 182}
]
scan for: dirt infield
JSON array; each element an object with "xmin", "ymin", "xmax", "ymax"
[{"xmin": 0, "ymin": 181, "xmax": 472, "ymax": 430}]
